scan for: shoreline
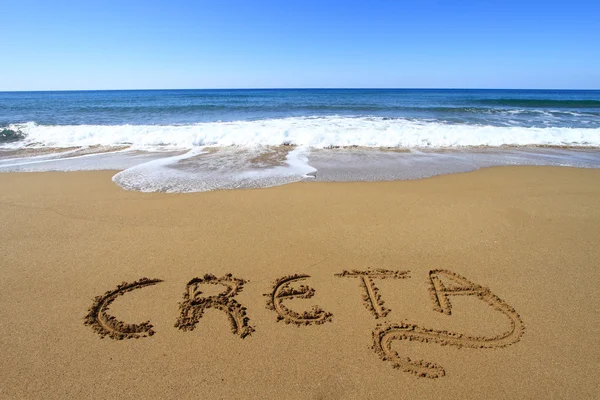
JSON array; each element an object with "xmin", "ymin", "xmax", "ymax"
[
  {"xmin": 1, "ymin": 166, "xmax": 599, "ymax": 398},
  {"xmin": 2, "ymin": 146, "xmax": 600, "ymax": 193},
  {"xmin": 1, "ymin": 162, "xmax": 599, "ymax": 192}
]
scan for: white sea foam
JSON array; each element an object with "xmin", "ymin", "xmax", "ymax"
[
  {"xmin": 5, "ymin": 117, "xmax": 600, "ymax": 149},
  {"xmin": 3, "ymin": 117, "xmax": 600, "ymax": 193},
  {"xmin": 112, "ymin": 147, "xmax": 316, "ymax": 192}
]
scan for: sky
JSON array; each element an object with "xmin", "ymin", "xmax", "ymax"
[{"xmin": 1, "ymin": 0, "xmax": 599, "ymax": 90}]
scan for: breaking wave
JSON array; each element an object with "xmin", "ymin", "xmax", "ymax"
[{"xmin": 4, "ymin": 117, "xmax": 600, "ymax": 149}]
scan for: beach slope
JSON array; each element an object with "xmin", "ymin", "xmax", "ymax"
[{"xmin": 0, "ymin": 166, "xmax": 598, "ymax": 399}]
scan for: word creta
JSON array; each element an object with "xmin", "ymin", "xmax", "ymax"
[{"xmin": 84, "ymin": 269, "xmax": 525, "ymax": 379}]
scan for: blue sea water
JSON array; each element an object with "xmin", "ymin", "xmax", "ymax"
[
  {"xmin": 0, "ymin": 89, "xmax": 599, "ymax": 192},
  {"xmin": 1, "ymin": 89, "xmax": 599, "ymax": 128}
]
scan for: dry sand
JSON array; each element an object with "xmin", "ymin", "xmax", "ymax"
[{"xmin": 0, "ymin": 166, "xmax": 599, "ymax": 399}]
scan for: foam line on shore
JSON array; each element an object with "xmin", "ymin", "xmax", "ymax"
[{"xmin": 112, "ymin": 146, "xmax": 316, "ymax": 192}]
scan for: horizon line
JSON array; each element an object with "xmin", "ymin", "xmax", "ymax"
[{"xmin": 1, "ymin": 87, "xmax": 600, "ymax": 93}]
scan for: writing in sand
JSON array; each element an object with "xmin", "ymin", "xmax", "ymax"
[{"xmin": 84, "ymin": 269, "xmax": 525, "ymax": 379}]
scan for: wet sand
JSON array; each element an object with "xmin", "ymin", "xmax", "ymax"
[{"xmin": 0, "ymin": 166, "xmax": 599, "ymax": 399}]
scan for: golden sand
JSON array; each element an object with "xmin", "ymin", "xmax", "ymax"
[{"xmin": 0, "ymin": 166, "xmax": 599, "ymax": 398}]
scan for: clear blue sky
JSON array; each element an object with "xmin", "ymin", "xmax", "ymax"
[{"xmin": 1, "ymin": 0, "xmax": 598, "ymax": 90}]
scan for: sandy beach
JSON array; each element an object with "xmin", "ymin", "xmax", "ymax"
[{"xmin": 1, "ymin": 166, "xmax": 599, "ymax": 399}]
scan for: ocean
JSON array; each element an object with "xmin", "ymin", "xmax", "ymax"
[{"xmin": 1, "ymin": 89, "xmax": 599, "ymax": 192}]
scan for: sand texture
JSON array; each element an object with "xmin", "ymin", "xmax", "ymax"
[{"xmin": 0, "ymin": 166, "xmax": 599, "ymax": 399}]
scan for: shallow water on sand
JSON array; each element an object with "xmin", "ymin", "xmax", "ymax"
[{"xmin": 1, "ymin": 145, "xmax": 599, "ymax": 192}]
